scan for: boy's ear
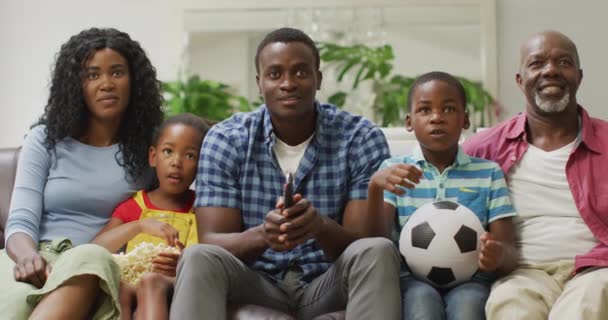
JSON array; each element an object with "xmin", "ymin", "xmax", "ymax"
[
  {"xmin": 405, "ymin": 114, "xmax": 414, "ymax": 132},
  {"xmin": 148, "ymin": 146, "xmax": 157, "ymax": 168},
  {"xmin": 463, "ymin": 110, "xmax": 471, "ymax": 130}
]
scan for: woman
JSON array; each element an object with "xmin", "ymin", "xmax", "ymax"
[{"xmin": 0, "ymin": 27, "xmax": 163, "ymax": 319}]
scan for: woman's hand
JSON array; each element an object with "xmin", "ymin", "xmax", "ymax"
[
  {"xmin": 151, "ymin": 241, "xmax": 185, "ymax": 277},
  {"xmin": 139, "ymin": 218, "xmax": 180, "ymax": 246},
  {"xmin": 14, "ymin": 252, "xmax": 51, "ymax": 288}
]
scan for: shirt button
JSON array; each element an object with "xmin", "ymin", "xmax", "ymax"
[
  {"xmin": 511, "ymin": 155, "xmax": 517, "ymax": 161},
  {"xmin": 439, "ymin": 183, "xmax": 444, "ymax": 188}
]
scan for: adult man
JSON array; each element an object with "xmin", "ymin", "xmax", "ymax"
[
  {"xmin": 170, "ymin": 28, "xmax": 401, "ymax": 320},
  {"xmin": 463, "ymin": 30, "xmax": 608, "ymax": 319}
]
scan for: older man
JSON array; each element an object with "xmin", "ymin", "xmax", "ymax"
[{"xmin": 463, "ymin": 30, "xmax": 608, "ymax": 319}]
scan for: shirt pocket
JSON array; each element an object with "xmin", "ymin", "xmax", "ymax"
[{"xmin": 456, "ymin": 189, "xmax": 489, "ymax": 225}]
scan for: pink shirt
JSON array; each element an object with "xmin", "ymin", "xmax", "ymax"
[{"xmin": 463, "ymin": 106, "xmax": 608, "ymax": 273}]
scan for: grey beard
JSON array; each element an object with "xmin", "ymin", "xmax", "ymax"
[{"xmin": 535, "ymin": 92, "xmax": 570, "ymax": 113}]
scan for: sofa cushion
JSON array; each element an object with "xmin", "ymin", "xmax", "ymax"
[
  {"xmin": 228, "ymin": 304, "xmax": 345, "ymax": 320},
  {"xmin": 0, "ymin": 146, "xmax": 348, "ymax": 318},
  {"xmin": 0, "ymin": 147, "xmax": 20, "ymax": 249},
  {"xmin": 228, "ymin": 304, "xmax": 295, "ymax": 320}
]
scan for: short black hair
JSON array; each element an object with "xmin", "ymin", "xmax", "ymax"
[
  {"xmin": 153, "ymin": 113, "xmax": 210, "ymax": 146},
  {"xmin": 407, "ymin": 71, "xmax": 467, "ymax": 112},
  {"xmin": 255, "ymin": 27, "xmax": 320, "ymax": 73}
]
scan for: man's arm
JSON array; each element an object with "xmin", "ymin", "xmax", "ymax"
[
  {"xmin": 319, "ymin": 199, "xmax": 387, "ymax": 260},
  {"xmin": 314, "ymin": 125, "xmax": 393, "ymax": 260},
  {"xmin": 196, "ymin": 207, "xmax": 268, "ymax": 263},
  {"xmin": 193, "ymin": 123, "xmax": 276, "ymax": 262},
  {"xmin": 280, "ymin": 196, "xmax": 397, "ymax": 262},
  {"xmin": 275, "ymin": 197, "xmax": 363, "ymax": 261}
]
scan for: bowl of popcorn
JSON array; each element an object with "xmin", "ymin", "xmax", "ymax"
[{"xmin": 113, "ymin": 242, "xmax": 180, "ymax": 284}]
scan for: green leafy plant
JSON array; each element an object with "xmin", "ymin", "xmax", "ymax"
[
  {"xmin": 318, "ymin": 42, "xmax": 495, "ymax": 128},
  {"xmin": 162, "ymin": 75, "xmax": 252, "ymax": 122}
]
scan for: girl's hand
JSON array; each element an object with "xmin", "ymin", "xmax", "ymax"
[
  {"xmin": 139, "ymin": 218, "xmax": 180, "ymax": 246},
  {"xmin": 370, "ymin": 164, "xmax": 423, "ymax": 195},
  {"xmin": 478, "ymin": 232, "xmax": 505, "ymax": 271},
  {"xmin": 14, "ymin": 252, "xmax": 51, "ymax": 288},
  {"xmin": 151, "ymin": 241, "xmax": 185, "ymax": 277}
]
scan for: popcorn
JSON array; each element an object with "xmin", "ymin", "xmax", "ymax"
[{"xmin": 113, "ymin": 242, "xmax": 180, "ymax": 284}]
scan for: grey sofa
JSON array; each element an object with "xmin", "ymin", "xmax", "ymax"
[{"xmin": 0, "ymin": 146, "xmax": 345, "ymax": 319}]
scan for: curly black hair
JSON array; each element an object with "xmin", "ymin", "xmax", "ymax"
[{"xmin": 36, "ymin": 27, "xmax": 164, "ymax": 181}]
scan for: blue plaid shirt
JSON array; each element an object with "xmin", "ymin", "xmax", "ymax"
[{"xmin": 195, "ymin": 103, "xmax": 390, "ymax": 284}]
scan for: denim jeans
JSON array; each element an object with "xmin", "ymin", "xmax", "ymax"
[{"xmin": 401, "ymin": 275, "xmax": 489, "ymax": 320}]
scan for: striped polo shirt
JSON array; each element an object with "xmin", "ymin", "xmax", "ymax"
[{"xmin": 383, "ymin": 145, "xmax": 516, "ymax": 240}]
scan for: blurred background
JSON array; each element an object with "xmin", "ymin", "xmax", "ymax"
[{"xmin": 1, "ymin": 0, "xmax": 606, "ymax": 148}]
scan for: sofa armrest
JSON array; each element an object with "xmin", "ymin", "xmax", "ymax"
[{"xmin": 0, "ymin": 147, "xmax": 21, "ymax": 249}]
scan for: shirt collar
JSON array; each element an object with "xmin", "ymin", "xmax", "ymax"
[
  {"xmin": 506, "ymin": 111, "xmax": 527, "ymax": 140},
  {"xmin": 411, "ymin": 144, "xmax": 471, "ymax": 168},
  {"xmin": 262, "ymin": 101, "xmax": 326, "ymax": 146},
  {"xmin": 579, "ymin": 106, "xmax": 602, "ymax": 154},
  {"xmin": 506, "ymin": 105, "xmax": 601, "ymax": 154}
]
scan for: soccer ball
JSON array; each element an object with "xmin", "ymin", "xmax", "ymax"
[{"xmin": 399, "ymin": 200, "xmax": 485, "ymax": 288}]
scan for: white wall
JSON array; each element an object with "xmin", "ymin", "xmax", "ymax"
[
  {"xmin": 183, "ymin": 12, "xmax": 484, "ymax": 123},
  {"xmin": 0, "ymin": 0, "xmax": 181, "ymax": 148},
  {"xmin": 390, "ymin": 25, "xmax": 481, "ymax": 82},
  {"xmin": 2, "ymin": 1, "xmax": 607, "ymax": 148},
  {"xmin": 496, "ymin": 0, "xmax": 608, "ymax": 121},
  {"xmin": 189, "ymin": 32, "xmax": 261, "ymax": 102}
]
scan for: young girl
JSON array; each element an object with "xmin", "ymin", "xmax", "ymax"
[
  {"xmin": 93, "ymin": 113, "xmax": 209, "ymax": 320},
  {"xmin": 367, "ymin": 71, "xmax": 517, "ymax": 320}
]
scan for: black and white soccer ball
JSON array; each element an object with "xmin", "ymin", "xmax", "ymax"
[{"xmin": 399, "ymin": 200, "xmax": 485, "ymax": 288}]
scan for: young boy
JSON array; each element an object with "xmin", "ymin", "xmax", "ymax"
[{"xmin": 368, "ymin": 71, "xmax": 517, "ymax": 320}]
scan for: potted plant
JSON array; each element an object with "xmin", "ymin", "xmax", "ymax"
[
  {"xmin": 318, "ymin": 42, "xmax": 497, "ymax": 130},
  {"xmin": 162, "ymin": 75, "xmax": 252, "ymax": 122}
]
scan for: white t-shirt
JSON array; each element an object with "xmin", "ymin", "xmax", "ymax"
[
  {"xmin": 507, "ymin": 138, "xmax": 598, "ymax": 266},
  {"xmin": 273, "ymin": 134, "xmax": 314, "ymax": 175}
]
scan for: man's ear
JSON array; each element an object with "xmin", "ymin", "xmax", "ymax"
[
  {"xmin": 256, "ymin": 74, "xmax": 261, "ymax": 92},
  {"xmin": 148, "ymin": 146, "xmax": 157, "ymax": 168},
  {"xmin": 515, "ymin": 72, "xmax": 523, "ymax": 90},
  {"xmin": 316, "ymin": 70, "xmax": 323, "ymax": 90},
  {"xmin": 405, "ymin": 114, "xmax": 413, "ymax": 132}
]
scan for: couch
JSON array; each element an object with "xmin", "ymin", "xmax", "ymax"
[
  {"xmin": 0, "ymin": 147, "xmax": 20, "ymax": 249},
  {"xmin": 0, "ymin": 146, "xmax": 344, "ymax": 319}
]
